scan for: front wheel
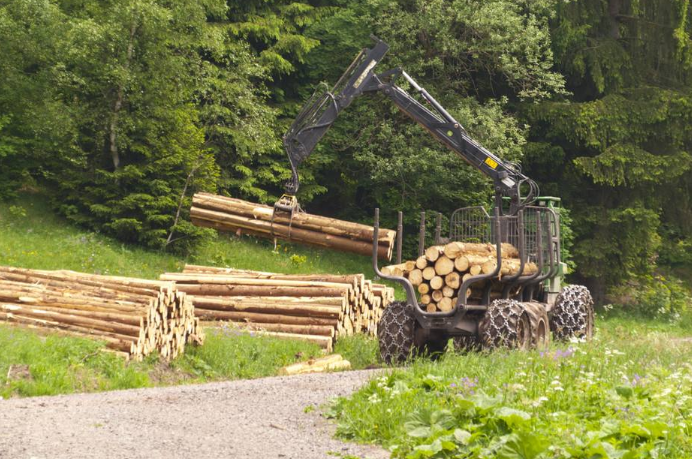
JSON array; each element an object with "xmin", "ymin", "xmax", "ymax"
[
  {"xmin": 550, "ymin": 285, "xmax": 595, "ymax": 341},
  {"xmin": 377, "ymin": 301, "xmax": 417, "ymax": 364},
  {"xmin": 479, "ymin": 299, "xmax": 532, "ymax": 350}
]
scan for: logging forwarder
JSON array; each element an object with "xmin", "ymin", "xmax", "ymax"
[{"xmin": 276, "ymin": 36, "xmax": 595, "ymax": 362}]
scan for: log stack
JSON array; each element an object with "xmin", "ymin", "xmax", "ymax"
[
  {"xmin": 382, "ymin": 242, "xmax": 538, "ymax": 313},
  {"xmin": 189, "ymin": 192, "xmax": 396, "ymax": 260},
  {"xmin": 0, "ymin": 266, "xmax": 203, "ymax": 361},
  {"xmin": 161, "ymin": 265, "xmax": 396, "ymax": 352}
]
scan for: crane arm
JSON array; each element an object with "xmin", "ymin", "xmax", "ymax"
[{"xmin": 280, "ymin": 36, "xmax": 537, "ymax": 215}]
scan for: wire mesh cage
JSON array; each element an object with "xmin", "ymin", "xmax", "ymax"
[
  {"xmin": 449, "ymin": 206, "xmax": 492, "ymax": 244},
  {"xmin": 449, "ymin": 206, "xmax": 560, "ymax": 269}
]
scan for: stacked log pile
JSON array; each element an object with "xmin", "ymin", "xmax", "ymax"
[
  {"xmin": 0, "ymin": 266, "xmax": 203, "ymax": 360},
  {"xmin": 161, "ymin": 265, "xmax": 396, "ymax": 352},
  {"xmin": 382, "ymin": 242, "xmax": 538, "ymax": 313},
  {"xmin": 189, "ymin": 192, "xmax": 396, "ymax": 260}
]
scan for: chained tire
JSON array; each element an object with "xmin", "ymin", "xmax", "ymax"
[
  {"xmin": 479, "ymin": 299, "xmax": 532, "ymax": 350},
  {"xmin": 523, "ymin": 302, "xmax": 550, "ymax": 349},
  {"xmin": 377, "ymin": 301, "xmax": 417, "ymax": 364},
  {"xmin": 550, "ymin": 284, "xmax": 595, "ymax": 341}
]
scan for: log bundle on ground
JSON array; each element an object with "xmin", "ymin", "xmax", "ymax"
[
  {"xmin": 0, "ymin": 266, "xmax": 204, "ymax": 360},
  {"xmin": 162, "ymin": 265, "xmax": 396, "ymax": 352},
  {"xmin": 278, "ymin": 353, "xmax": 351, "ymax": 376},
  {"xmin": 381, "ymin": 242, "xmax": 538, "ymax": 313},
  {"xmin": 189, "ymin": 192, "xmax": 396, "ymax": 260}
]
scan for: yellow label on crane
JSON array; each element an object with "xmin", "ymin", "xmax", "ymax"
[{"xmin": 485, "ymin": 158, "xmax": 498, "ymax": 169}]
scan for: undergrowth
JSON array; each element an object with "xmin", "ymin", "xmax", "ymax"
[{"xmin": 330, "ymin": 317, "xmax": 692, "ymax": 458}]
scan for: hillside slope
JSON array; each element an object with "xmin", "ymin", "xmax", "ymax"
[{"xmin": 0, "ymin": 194, "xmax": 383, "ymax": 279}]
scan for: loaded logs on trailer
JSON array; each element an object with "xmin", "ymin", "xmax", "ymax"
[
  {"xmin": 381, "ymin": 242, "xmax": 538, "ymax": 313},
  {"xmin": 0, "ymin": 266, "xmax": 203, "ymax": 361},
  {"xmin": 189, "ymin": 192, "xmax": 396, "ymax": 260},
  {"xmin": 162, "ymin": 265, "xmax": 396, "ymax": 353}
]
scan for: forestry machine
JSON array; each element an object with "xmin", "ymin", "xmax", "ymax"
[{"xmin": 278, "ymin": 36, "xmax": 595, "ymax": 363}]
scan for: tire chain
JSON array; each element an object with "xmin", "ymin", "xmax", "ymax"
[
  {"xmin": 523, "ymin": 302, "xmax": 550, "ymax": 349},
  {"xmin": 479, "ymin": 299, "xmax": 530, "ymax": 349},
  {"xmin": 550, "ymin": 284, "xmax": 595, "ymax": 341},
  {"xmin": 377, "ymin": 301, "xmax": 416, "ymax": 364}
]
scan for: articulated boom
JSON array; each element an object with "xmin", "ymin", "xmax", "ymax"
[{"xmin": 282, "ymin": 36, "xmax": 538, "ymax": 215}]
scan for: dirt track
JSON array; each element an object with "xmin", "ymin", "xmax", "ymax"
[{"xmin": 0, "ymin": 370, "xmax": 389, "ymax": 459}]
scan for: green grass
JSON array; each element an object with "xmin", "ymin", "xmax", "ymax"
[
  {"xmin": 0, "ymin": 323, "xmax": 337, "ymax": 398},
  {"xmin": 330, "ymin": 316, "xmax": 692, "ymax": 458},
  {"xmin": 0, "ymin": 193, "xmax": 385, "ymax": 279}
]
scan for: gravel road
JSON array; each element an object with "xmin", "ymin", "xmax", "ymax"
[{"xmin": 0, "ymin": 370, "xmax": 389, "ymax": 459}]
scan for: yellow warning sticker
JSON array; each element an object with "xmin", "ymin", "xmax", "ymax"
[{"xmin": 485, "ymin": 158, "xmax": 498, "ymax": 169}]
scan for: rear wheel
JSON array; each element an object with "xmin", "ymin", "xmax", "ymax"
[
  {"xmin": 479, "ymin": 299, "xmax": 532, "ymax": 350},
  {"xmin": 524, "ymin": 303, "xmax": 550, "ymax": 349},
  {"xmin": 377, "ymin": 301, "xmax": 417, "ymax": 364},
  {"xmin": 550, "ymin": 285, "xmax": 595, "ymax": 341}
]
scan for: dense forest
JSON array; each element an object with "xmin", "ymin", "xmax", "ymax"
[{"xmin": 1, "ymin": 0, "xmax": 691, "ymax": 313}]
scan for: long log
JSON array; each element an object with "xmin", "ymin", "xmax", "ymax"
[
  {"xmin": 190, "ymin": 207, "xmax": 392, "ymax": 260},
  {"xmin": 189, "ymin": 297, "xmax": 343, "ymax": 318},
  {"xmin": 182, "ymin": 265, "xmax": 363, "ymax": 290},
  {"xmin": 193, "ymin": 193, "xmax": 396, "ymax": 245},
  {"xmin": 0, "ymin": 312, "xmax": 137, "ymax": 352},
  {"xmin": 174, "ymin": 284, "xmax": 348, "ymax": 297},
  {"xmin": 193, "ymin": 309, "xmax": 338, "ymax": 326},
  {"xmin": 234, "ymin": 321, "xmax": 335, "ymax": 337}
]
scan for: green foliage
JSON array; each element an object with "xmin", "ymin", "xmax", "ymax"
[
  {"xmin": 0, "ymin": 324, "xmax": 152, "ymax": 398},
  {"xmin": 333, "ymin": 335, "xmax": 380, "ymax": 370},
  {"xmin": 332, "ymin": 319, "xmax": 692, "ymax": 457},
  {"xmin": 173, "ymin": 325, "xmax": 322, "ymax": 380},
  {"xmin": 608, "ymin": 274, "xmax": 692, "ymax": 320},
  {"xmin": 524, "ymin": 3, "xmax": 692, "ymax": 293}
]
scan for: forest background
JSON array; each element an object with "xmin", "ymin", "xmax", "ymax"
[{"xmin": 1, "ymin": 0, "xmax": 691, "ymax": 316}]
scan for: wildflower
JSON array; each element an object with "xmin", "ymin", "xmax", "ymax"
[{"xmin": 631, "ymin": 373, "xmax": 644, "ymax": 387}]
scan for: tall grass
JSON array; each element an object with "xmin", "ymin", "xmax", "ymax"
[{"xmin": 331, "ymin": 317, "xmax": 692, "ymax": 458}]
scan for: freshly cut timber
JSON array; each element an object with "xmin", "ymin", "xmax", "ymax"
[
  {"xmin": 381, "ymin": 241, "xmax": 540, "ymax": 313},
  {"xmin": 190, "ymin": 193, "xmax": 395, "ymax": 259},
  {"xmin": 278, "ymin": 354, "xmax": 351, "ymax": 375},
  {"xmin": 0, "ymin": 266, "xmax": 203, "ymax": 361},
  {"xmin": 166, "ymin": 265, "xmax": 395, "ymax": 351}
]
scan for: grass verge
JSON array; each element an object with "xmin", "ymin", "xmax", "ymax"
[
  {"xmin": 0, "ymin": 323, "xmax": 375, "ymax": 398},
  {"xmin": 329, "ymin": 317, "xmax": 692, "ymax": 458}
]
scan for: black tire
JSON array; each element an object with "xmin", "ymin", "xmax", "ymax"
[
  {"xmin": 550, "ymin": 285, "xmax": 595, "ymax": 341},
  {"xmin": 479, "ymin": 299, "xmax": 532, "ymax": 350},
  {"xmin": 377, "ymin": 301, "xmax": 417, "ymax": 364},
  {"xmin": 524, "ymin": 302, "xmax": 550, "ymax": 349}
]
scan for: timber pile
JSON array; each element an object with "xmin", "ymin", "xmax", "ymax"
[
  {"xmin": 161, "ymin": 265, "xmax": 396, "ymax": 352},
  {"xmin": 382, "ymin": 242, "xmax": 538, "ymax": 313},
  {"xmin": 0, "ymin": 266, "xmax": 203, "ymax": 361},
  {"xmin": 189, "ymin": 192, "xmax": 396, "ymax": 260}
]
